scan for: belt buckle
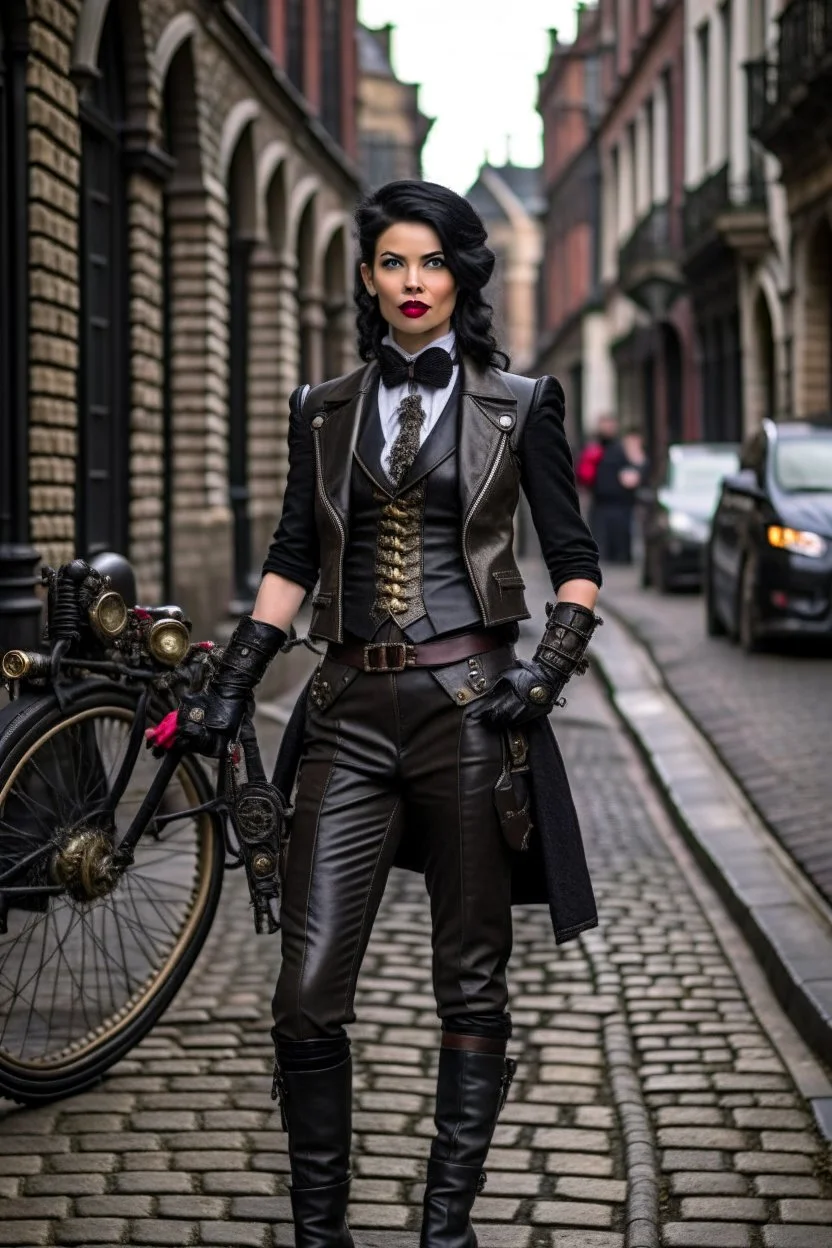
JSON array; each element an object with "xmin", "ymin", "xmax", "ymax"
[{"xmin": 363, "ymin": 642, "xmax": 409, "ymax": 672}]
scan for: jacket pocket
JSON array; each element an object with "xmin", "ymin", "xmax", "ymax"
[
  {"xmin": 311, "ymin": 592, "xmax": 332, "ymax": 609},
  {"xmin": 492, "ymin": 569, "xmax": 525, "ymax": 591}
]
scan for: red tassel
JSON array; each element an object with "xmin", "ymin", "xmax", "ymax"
[{"xmin": 145, "ymin": 710, "xmax": 179, "ymax": 750}]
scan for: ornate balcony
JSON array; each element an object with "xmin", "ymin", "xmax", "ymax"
[
  {"xmin": 746, "ymin": 0, "xmax": 832, "ymax": 163},
  {"xmin": 618, "ymin": 202, "xmax": 685, "ymax": 317},
  {"xmin": 682, "ymin": 155, "xmax": 769, "ymax": 266}
]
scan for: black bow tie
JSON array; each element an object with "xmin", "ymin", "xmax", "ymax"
[{"xmin": 377, "ymin": 344, "xmax": 454, "ymax": 390}]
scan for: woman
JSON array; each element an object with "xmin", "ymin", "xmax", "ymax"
[{"xmin": 156, "ymin": 181, "xmax": 602, "ymax": 1248}]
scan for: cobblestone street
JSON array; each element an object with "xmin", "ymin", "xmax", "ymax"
[
  {"xmin": 599, "ymin": 565, "xmax": 832, "ymax": 908},
  {"xmin": 2, "ymin": 665, "xmax": 831, "ymax": 1247}
]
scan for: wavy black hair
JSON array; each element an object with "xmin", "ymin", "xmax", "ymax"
[{"xmin": 354, "ymin": 180, "xmax": 509, "ymax": 370}]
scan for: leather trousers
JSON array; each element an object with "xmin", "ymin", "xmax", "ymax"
[{"xmin": 272, "ymin": 661, "xmax": 515, "ymax": 1040}]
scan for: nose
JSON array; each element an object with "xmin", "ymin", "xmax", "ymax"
[{"xmin": 403, "ymin": 265, "xmax": 423, "ymax": 292}]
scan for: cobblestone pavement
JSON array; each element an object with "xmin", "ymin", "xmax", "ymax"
[
  {"xmin": 1, "ymin": 672, "xmax": 831, "ymax": 1247},
  {"xmin": 598, "ymin": 564, "xmax": 832, "ymax": 909}
]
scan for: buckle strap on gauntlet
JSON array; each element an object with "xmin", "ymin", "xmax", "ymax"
[
  {"xmin": 212, "ymin": 615, "xmax": 286, "ymax": 698},
  {"xmin": 534, "ymin": 601, "xmax": 602, "ymax": 690}
]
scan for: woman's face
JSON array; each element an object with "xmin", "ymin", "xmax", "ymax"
[{"xmin": 360, "ymin": 220, "xmax": 458, "ymax": 352}]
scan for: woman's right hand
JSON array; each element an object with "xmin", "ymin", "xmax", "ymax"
[{"xmin": 146, "ymin": 688, "xmax": 249, "ymax": 759}]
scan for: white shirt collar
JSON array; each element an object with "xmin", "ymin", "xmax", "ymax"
[{"xmin": 381, "ymin": 327, "xmax": 457, "ymax": 364}]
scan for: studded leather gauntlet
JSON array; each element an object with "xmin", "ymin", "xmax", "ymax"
[
  {"xmin": 149, "ymin": 616, "xmax": 286, "ymax": 759},
  {"xmin": 476, "ymin": 601, "xmax": 601, "ymax": 729}
]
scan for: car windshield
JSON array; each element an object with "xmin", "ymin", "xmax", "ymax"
[
  {"xmin": 775, "ymin": 437, "xmax": 832, "ymax": 492},
  {"xmin": 668, "ymin": 452, "xmax": 738, "ymax": 497}
]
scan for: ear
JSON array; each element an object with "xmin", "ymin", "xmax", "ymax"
[{"xmin": 359, "ymin": 261, "xmax": 375, "ymax": 296}]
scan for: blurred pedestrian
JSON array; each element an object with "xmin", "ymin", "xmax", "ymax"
[
  {"xmin": 592, "ymin": 425, "xmax": 648, "ymax": 565},
  {"xmin": 150, "ymin": 179, "xmax": 602, "ymax": 1248}
]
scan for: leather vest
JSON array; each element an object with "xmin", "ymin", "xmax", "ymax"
[
  {"xmin": 307, "ymin": 357, "xmax": 538, "ymax": 644},
  {"xmin": 342, "ymin": 382, "xmax": 482, "ymax": 641}
]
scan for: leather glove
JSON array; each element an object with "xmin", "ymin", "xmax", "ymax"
[
  {"xmin": 474, "ymin": 601, "xmax": 602, "ymax": 730},
  {"xmin": 146, "ymin": 615, "xmax": 286, "ymax": 759}
]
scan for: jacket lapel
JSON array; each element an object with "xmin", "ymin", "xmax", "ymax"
[
  {"xmin": 458, "ymin": 356, "xmax": 518, "ymax": 521},
  {"xmin": 400, "ymin": 377, "xmax": 461, "ymax": 489},
  {"xmin": 315, "ymin": 362, "xmax": 378, "ymax": 525}
]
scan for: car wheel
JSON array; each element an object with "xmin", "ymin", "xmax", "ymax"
[
  {"xmin": 739, "ymin": 557, "xmax": 762, "ymax": 653},
  {"xmin": 704, "ymin": 558, "xmax": 726, "ymax": 637}
]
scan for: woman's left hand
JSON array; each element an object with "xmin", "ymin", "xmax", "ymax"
[{"xmin": 471, "ymin": 659, "xmax": 561, "ymax": 729}]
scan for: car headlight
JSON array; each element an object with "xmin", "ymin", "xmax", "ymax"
[
  {"xmin": 148, "ymin": 618, "xmax": 191, "ymax": 666},
  {"xmin": 668, "ymin": 511, "xmax": 709, "ymax": 542},
  {"xmin": 767, "ymin": 525, "xmax": 827, "ymax": 558}
]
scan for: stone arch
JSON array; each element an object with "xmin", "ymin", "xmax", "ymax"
[
  {"xmin": 320, "ymin": 217, "xmax": 353, "ymax": 378},
  {"xmin": 258, "ymin": 140, "xmax": 290, "ymax": 253},
  {"xmin": 296, "ymin": 190, "xmax": 325, "ymax": 384},
  {"xmin": 152, "ymin": 11, "xmax": 200, "ymax": 86},
  {"xmin": 72, "ymin": 0, "xmax": 153, "ymax": 137},
  {"xmin": 217, "ymin": 98, "xmax": 260, "ymax": 192},
  {"xmin": 795, "ymin": 214, "xmax": 832, "ymax": 417},
  {"xmin": 286, "ymin": 175, "xmax": 322, "ymax": 255}
]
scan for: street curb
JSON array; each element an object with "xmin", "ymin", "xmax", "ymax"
[
  {"xmin": 591, "ymin": 609, "xmax": 832, "ymax": 1140},
  {"xmin": 603, "ymin": 1014, "xmax": 660, "ymax": 1248}
]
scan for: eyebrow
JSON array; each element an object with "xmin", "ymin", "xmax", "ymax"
[{"xmin": 379, "ymin": 250, "xmax": 445, "ymax": 260}]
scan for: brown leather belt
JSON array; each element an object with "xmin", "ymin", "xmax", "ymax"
[{"xmin": 328, "ymin": 630, "xmax": 509, "ymax": 674}]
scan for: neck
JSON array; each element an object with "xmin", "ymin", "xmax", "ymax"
[{"xmin": 391, "ymin": 320, "xmax": 453, "ymax": 355}]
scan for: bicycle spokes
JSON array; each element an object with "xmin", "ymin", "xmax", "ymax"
[{"xmin": 0, "ymin": 705, "xmax": 214, "ymax": 1070}]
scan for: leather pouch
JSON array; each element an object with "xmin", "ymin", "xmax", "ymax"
[{"xmin": 492, "ymin": 729, "xmax": 533, "ymax": 852}]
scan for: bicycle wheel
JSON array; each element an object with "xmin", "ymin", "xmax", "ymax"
[{"xmin": 0, "ymin": 684, "xmax": 224, "ymax": 1104}]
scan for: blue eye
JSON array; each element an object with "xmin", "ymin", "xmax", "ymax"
[
  {"xmin": 425, "ymin": 257, "xmax": 446, "ymax": 269},
  {"xmin": 380, "ymin": 257, "xmax": 402, "ymax": 269}
]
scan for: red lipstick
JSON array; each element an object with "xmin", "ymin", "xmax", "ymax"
[{"xmin": 400, "ymin": 301, "xmax": 429, "ymax": 318}]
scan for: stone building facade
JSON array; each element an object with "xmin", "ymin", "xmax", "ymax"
[
  {"xmin": 356, "ymin": 22, "xmax": 432, "ymax": 189},
  {"xmin": 0, "ymin": 0, "xmax": 361, "ymax": 650},
  {"xmin": 466, "ymin": 163, "xmax": 543, "ymax": 375},
  {"xmin": 746, "ymin": 0, "xmax": 832, "ymax": 423},
  {"xmin": 533, "ymin": 15, "xmax": 608, "ymax": 446}
]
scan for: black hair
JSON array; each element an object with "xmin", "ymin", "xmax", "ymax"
[{"xmin": 354, "ymin": 180, "xmax": 509, "ymax": 370}]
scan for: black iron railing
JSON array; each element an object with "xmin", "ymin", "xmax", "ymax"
[
  {"xmin": 619, "ymin": 201, "xmax": 674, "ymax": 276},
  {"xmin": 683, "ymin": 154, "xmax": 767, "ymax": 250},
  {"xmin": 746, "ymin": 0, "xmax": 832, "ymax": 140}
]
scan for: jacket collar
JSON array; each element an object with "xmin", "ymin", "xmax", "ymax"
[{"xmin": 314, "ymin": 356, "xmax": 518, "ymax": 523}]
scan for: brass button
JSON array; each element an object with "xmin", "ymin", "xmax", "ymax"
[
  {"xmin": 311, "ymin": 415, "xmax": 324, "ymax": 429},
  {"xmin": 499, "ymin": 414, "xmax": 513, "ymax": 429},
  {"xmin": 188, "ymin": 707, "xmax": 205, "ymax": 723},
  {"xmin": 529, "ymin": 684, "xmax": 551, "ymax": 704}
]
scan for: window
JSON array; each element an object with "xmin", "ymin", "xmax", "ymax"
[
  {"xmin": 235, "ymin": 0, "xmax": 268, "ymax": 43},
  {"xmin": 697, "ymin": 22, "xmax": 710, "ymax": 172},
  {"xmin": 319, "ymin": 0, "xmax": 342, "ymax": 140},
  {"xmin": 359, "ymin": 135, "xmax": 413, "ymax": 188},
  {"xmin": 720, "ymin": 0, "xmax": 732, "ymax": 167},
  {"xmin": 78, "ymin": 3, "xmax": 129, "ymax": 558},
  {"xmin": 584, "ymin": 54, "xmax": 601, "ymax": 123},
  {"xmin": 285, "ymin": 0, "xmax": 304, "ymax": 90}
]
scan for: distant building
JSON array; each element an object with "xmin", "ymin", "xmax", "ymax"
[
  {"xmin": 0, "ymin": 0, "xmax": 362, "ymax": 650},
  {"xmin": 357, "ymin": 24, "xmax": 433, "ymax": 189},
  {"xmin": 534, "ymin": 13, "xmax": 606, "ymax": 445},
  {"xmin": 466, "ymin": 164, "xmax": 543, "ymax": 374}
]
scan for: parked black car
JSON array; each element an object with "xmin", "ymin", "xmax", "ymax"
[
  {"xmin": 705, "ymin": 418, "xmax": 832, "ymax": 651},
  {"xmin": 641, "ymin": 443, "xmax": 739, "ymax": 591}
]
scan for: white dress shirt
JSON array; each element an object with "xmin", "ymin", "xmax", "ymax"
[{"xmin": 377, "ymin": 328, "xmax": 459, "ymax": 477}]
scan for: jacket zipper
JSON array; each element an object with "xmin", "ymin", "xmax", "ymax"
[
  {"xmin": 462, "ymin": 436, "xmax": 507, "ymax": 619},
  {"xmin": 312, "ymin": 421, "xmax": 346, "ymax": 641}
]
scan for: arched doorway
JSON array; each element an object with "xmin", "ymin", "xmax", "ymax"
[
  {"xmin": 160, "ymin": 35, "xmax": 201, "ymax": 599},
  {"xmin": 323, "ymin": 226, "xmax": 348, "ymax": 379},
  {"xmin": 754, "ymin": 291, "xmax": 775, "ymax": 421},
  {"xmin": 227, "ymin": 124, "xmax": 257, "ymax": 611},
  {"xmin": 297, "ymin": 195, "xmax": 321, "ymax": 384},
  {"xmin": 800, "ymin": 217, "xmax": 832, "ymax": 415},
  {"xmin": 77, "ymin": 1, "xmax": 129, "ymax": 559},
  {"xmin": 662, "ymin": 322, "xmax": 683, "ymax": 445}
]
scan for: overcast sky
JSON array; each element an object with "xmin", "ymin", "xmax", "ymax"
[{"xmin": 357, "ymin": 0, "xmax": 579, "ymax": 193}]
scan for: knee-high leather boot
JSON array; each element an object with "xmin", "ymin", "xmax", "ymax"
[
  {"xmin": 273, "ymin": 1045, "xmax": 355, "ymax": 1248},
  {"xmin": 420, "ymin": 1034, "xmax": 517, "ymax": 1248}
]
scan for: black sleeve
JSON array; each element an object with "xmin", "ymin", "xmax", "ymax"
[
  {"xmin": 261, "ymin": 386, "xmax": 321, "ymax": 591},
  {"xmin": 519, "ymin": 375, "xmax": 602, "ymax": 592}
]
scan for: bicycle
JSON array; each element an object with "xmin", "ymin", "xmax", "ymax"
[{"xmin": 0, "ymin": 558, "xmax": 289, "ymax": 1106}]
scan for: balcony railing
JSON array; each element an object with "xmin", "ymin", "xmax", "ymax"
[
  {"xmin": 683, "ymin": 154, "xmax": 767, "ymax": 253},
  {"xmin": 618, "ymin": 202, "xmax": 685, "ymax": 315},
  {"xmin": 746, "ymin": 0, "xmax": 832, "ymax": 151}
]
